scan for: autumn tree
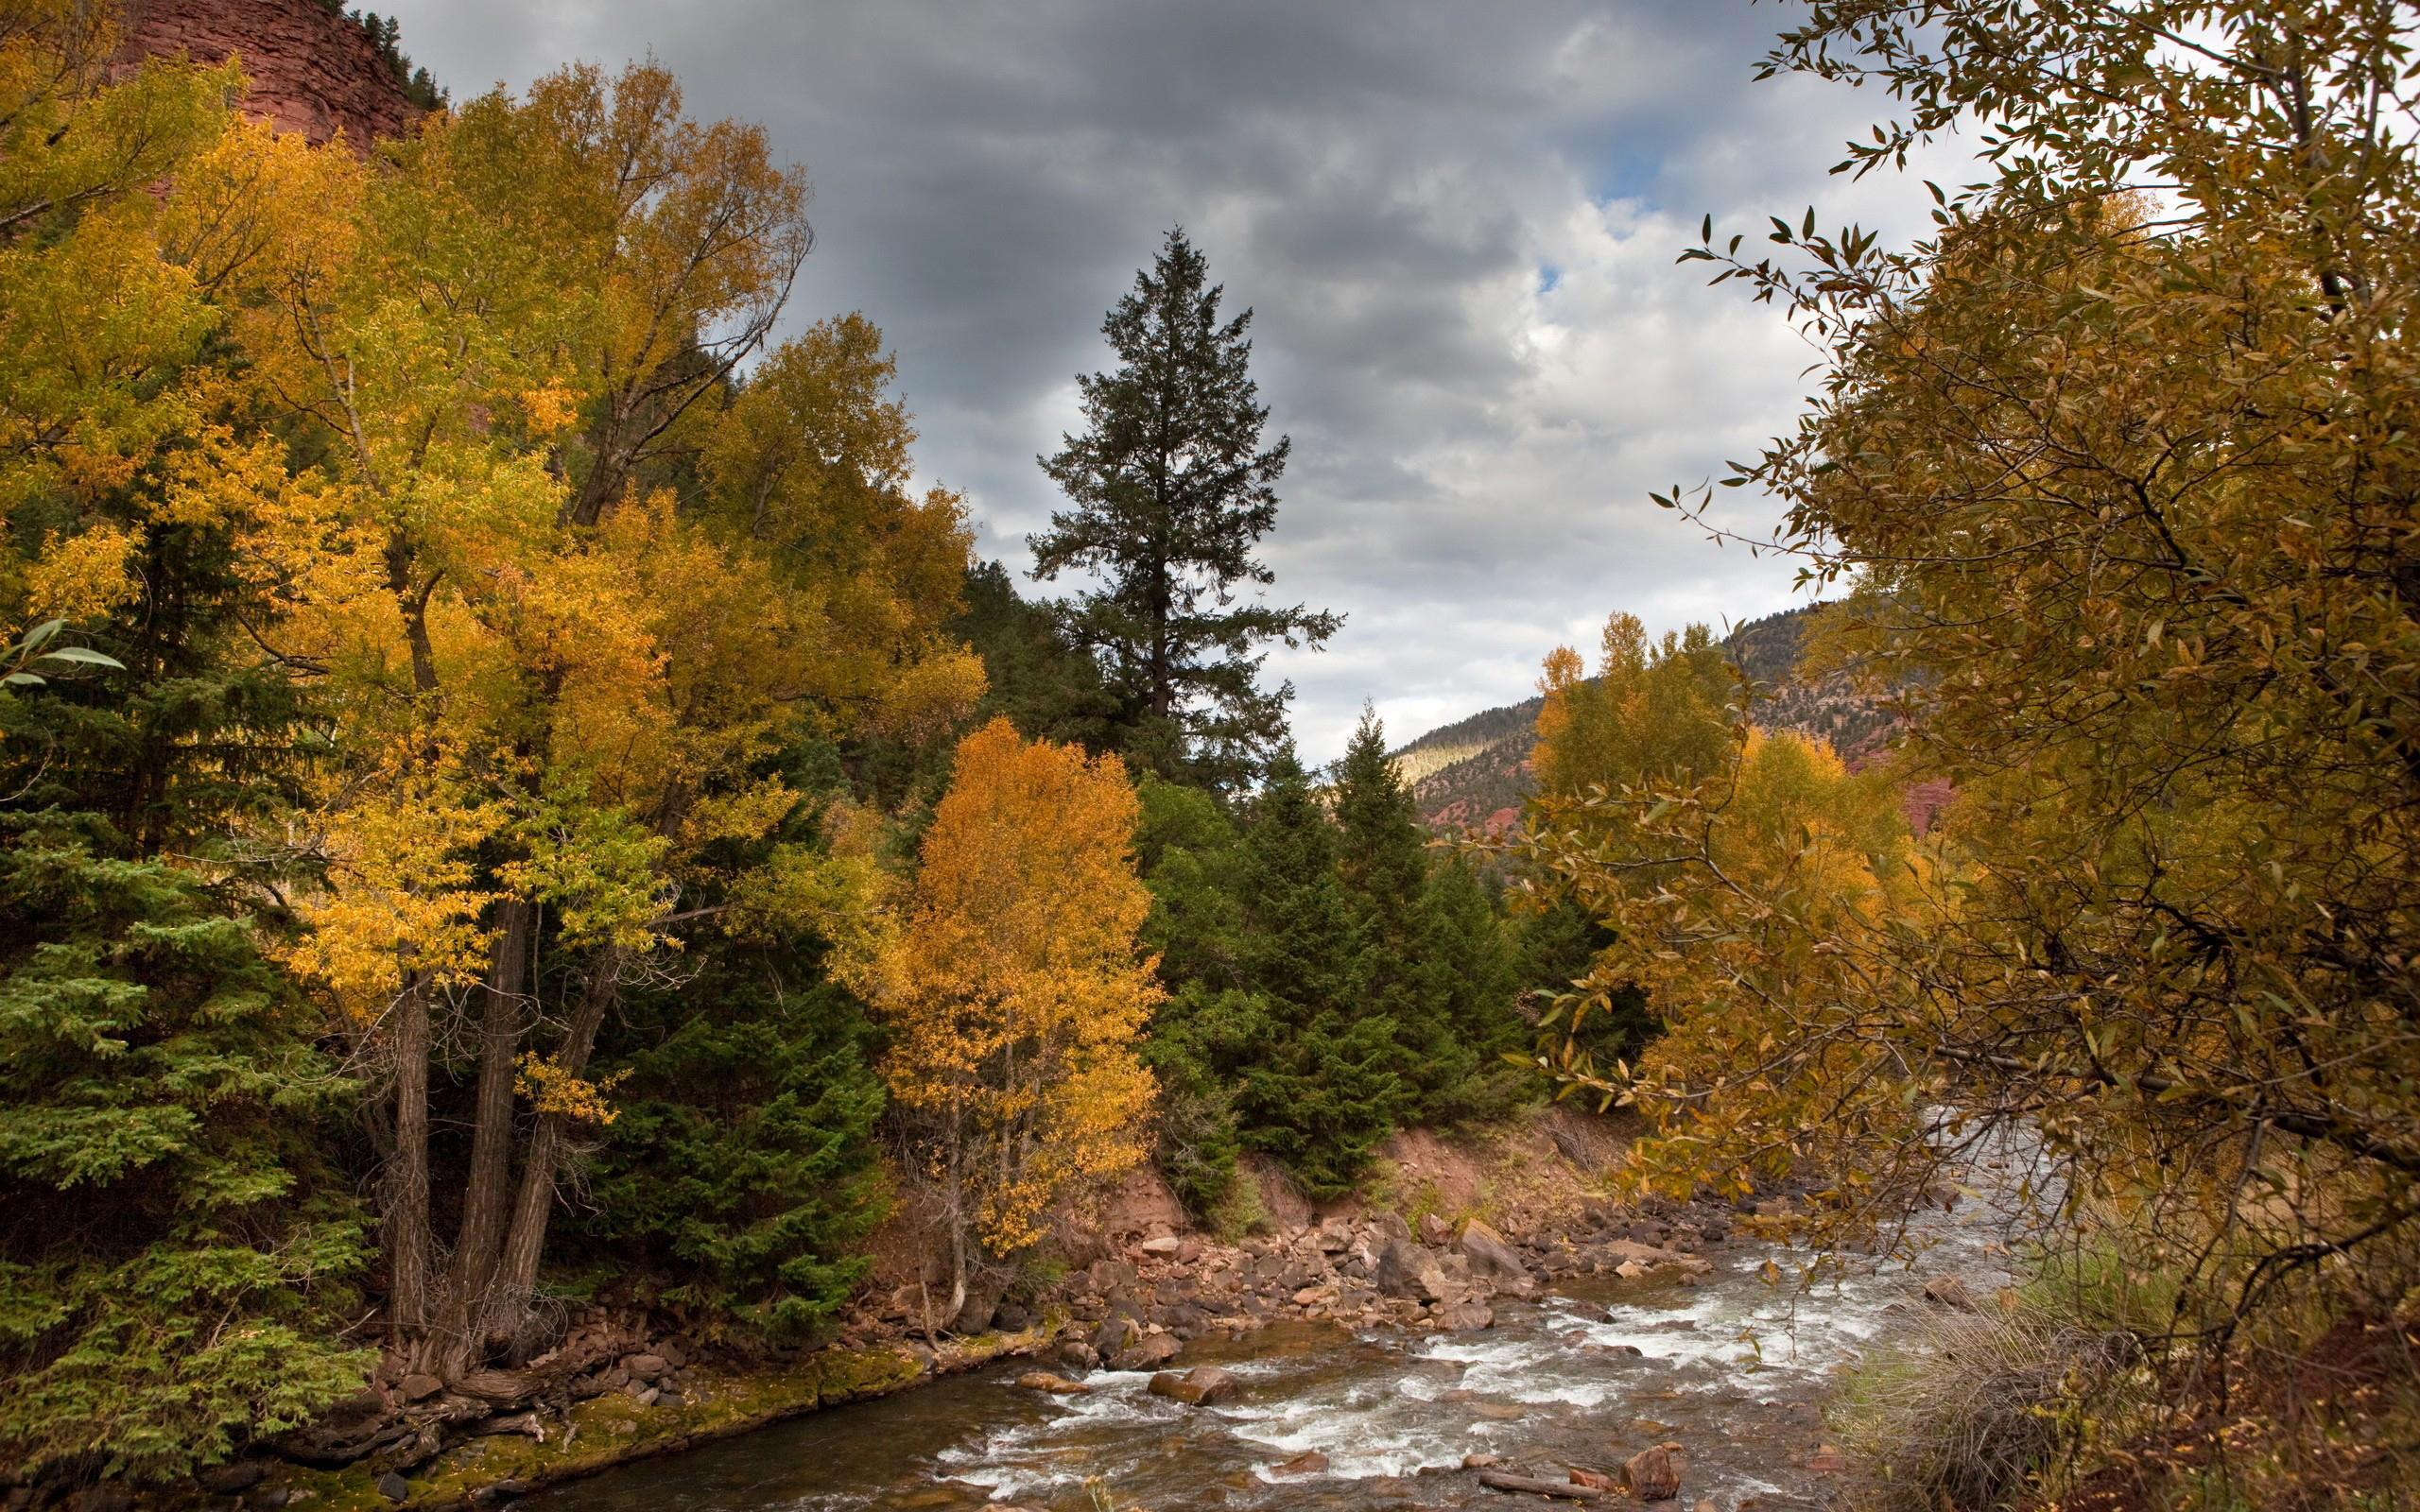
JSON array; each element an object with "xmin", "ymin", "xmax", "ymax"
[
  {"xmin": 195, "ymin": 59, "xmax": 974, "ymax": 1373},
  {"xmin": 1031, "ymin": 228, "xmax": 1340, "ymax": 790},
  {"xmin": 874, "ymin": 718, "xmax": 1159, "ymax": 1320},
  {"xmin": 1522, "ymin": 6, "xmax": 2420, "ymax": 1472}
]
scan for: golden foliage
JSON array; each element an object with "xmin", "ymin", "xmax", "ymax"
[{"xmin": 877, "ymin": 718, "xmax": 1160, "ymax": 1256}]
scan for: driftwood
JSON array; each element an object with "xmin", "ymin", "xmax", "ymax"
[{"xmin": 1476, "ymin": 1470, "xmax": 1609, "ymax": 1502}]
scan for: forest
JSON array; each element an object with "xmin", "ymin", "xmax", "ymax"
[{"xmin": 4, "ymin": 1, "xmax": 2417, "ymax": 1508}]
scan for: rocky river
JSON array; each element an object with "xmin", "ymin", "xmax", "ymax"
[{"xmin": 518, "ymin": 1191, "xmax": 2016, "ymax": 1512}]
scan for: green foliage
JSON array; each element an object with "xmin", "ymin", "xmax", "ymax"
[
  {"xmin": 1030, "ymin": 228, "xmax": 1340, "ymax": 791},
  {"xmin": 577, "ymin": 952, "xmax": 889, "ymax": 1339},
  {"xmin": 0, "ymin": 533, "xmax": 370, "ymax": 1483},
  {"xmin": 1332, "ymin": 710, "xmax": 1527, "ymax": 1124},
  {"xmin": 953, "ymin": 559, "xmax": 1119, "ymax": 751}
]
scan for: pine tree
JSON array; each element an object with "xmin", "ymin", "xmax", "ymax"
[
  {"xmin": 1031, "ymin": 229, "xmax": 1340, "ymax": 790},
  {"xmin": 1329, "ymin": 708, "xmax": 1462, "ymax": 1107},
  {"xmin": 1227, "ymin": 747, "xmax": 1404, "ymax": 1198}
]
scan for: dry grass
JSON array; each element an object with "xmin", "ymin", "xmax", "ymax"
[{"xmin": 1830, "ymin": 1298, "xmax": 2141, "ymax": 1512}]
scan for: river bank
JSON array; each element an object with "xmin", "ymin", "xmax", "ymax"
[{"xmin": 149, "ymin": 1113, "xmax": 1857, "ymax": 1512}]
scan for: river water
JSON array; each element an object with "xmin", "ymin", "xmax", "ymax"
[{"xmin": 528, "ymin": 1194, "xmax": 2019, "ymax": 1512}]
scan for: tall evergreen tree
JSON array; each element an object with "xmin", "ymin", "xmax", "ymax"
[
  {"xmin": 1030, "ymin": 229, "xmax": 1340, "ymax": 790},
  {"xmin": 1227, "ymin": 747, "xmax": 1404, "ymax": 1197}
]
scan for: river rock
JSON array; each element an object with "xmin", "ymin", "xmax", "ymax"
[
  {"xmin": 1462, "ymin": 1452, "xmax": 1504, "ymax": 1469},
  {"xmin": 1138, "ymin": 1235, "xmax": 1184, "ymax": 1257},
  {"xmin": 1111, "ymin": 1332, "xmax": 1180, "ymax": 1371},
  {"xmin": 1146, "ymin": 1365, "xmax": 1236, "ymax": 1405},
  {"xmin": 1922, "ymin": 1276, "xmax": 1976, "ymax": 1311},
  {"xmin": 1623, "ymin": 1444, "xmax": 1684, "ymax": 1502},
  {"xmin": 1433, "ymin": 1300, "xmax": 1494, "ymax": 1331},
  {"xmin": 1570, "ymin": 1469, "xmax": 1614, "ymax": 1491},
  {"xmin": 1270, "ymin": 1450, "xmax": 1329, "ymax": 1477},
  {"xmin": 1374, "ymin": 1238, "xmax": 1450, "ymax": 1302},
  {"xmin": 1457, "ymin": 1218, "xmax": 1529, "ymax": 1284},
  {"xmin": 1089, "ymin": 1314, "xmax": 1140, "ymax": 1359},
  {"xmin": 374, "ymin": 1473, "xmax": 410, "ymax": 1503},
  {"xmin": 1014, "ymin": 1371, "xmax": 1091, "ymax": 1394},
  {"xmin": 1056, "ymin": 1340, "xmax": 1098, "ymax": 1370}
]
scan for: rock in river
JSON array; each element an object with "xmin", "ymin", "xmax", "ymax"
[
  {"xmin": 1623, "ymin": 1443, "xmax": 1685, "ymax": 1502},
  {"xmin": 1146, "ymin": 1365, "xmax": 1236, "ymax": 1405},
  {"xmin": 1014, "ymin": 1371, "xmax": 1090, "ymax": 1394}
]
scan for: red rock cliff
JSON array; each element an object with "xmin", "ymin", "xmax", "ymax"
[{"xmin": 114, "ymin": 0, "xmax": 422, "ymax": 150}]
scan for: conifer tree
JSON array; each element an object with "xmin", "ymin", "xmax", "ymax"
[
  {"xmin": 1031, "ymin": 229, "xmax": 1340, "ymax": 790},
  {"xmin": 1227, "ymin": 747, "xmax": 1404, "ymax": 1197},
  {"xmin": 1329, "ymin": 709, "xmax": 1461, "ymax": 1100}
]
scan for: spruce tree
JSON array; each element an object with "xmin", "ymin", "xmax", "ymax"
[
  {"xmin": 0, "ymin": 523, "xmax": 372, "ymax": 1482},
  {"xmin": 1031, "ymin": 229, "xmax": 1340, "ymax": 790},
  {"xmin": 1227, "ymin": 747, "xmax": 1404, "ymax": 1197}
]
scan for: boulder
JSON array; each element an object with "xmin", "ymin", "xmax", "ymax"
[
  {"xmin": 1570, "ymin": 1469, "xmax": 1614, "ymax": 1490},
  {"xmin": 1462, "ymin": 1452, "xmax": 1504, "ymax": 1469},
  {"xmin": 1089, "ymin": 1314, "xmax": 1140, "ymax": 1359},
  {"xmin": 1457, "ymin": 1218, "xmax": 1529, "ymax": 1284},
  {"xmin": 1417, "ymin": 1212, "xmax": 1452, "ymax": 1246},
  {"xmin": 622, "ymin": 1353, "xmax": 669, "ymax": 1380},
  {"xmin": 397, "ymin": 1373, "xmax": 443, "ymax": 1402},
  {"xmin": 1056, "ymin": 1340, "xmax": 1099, "ymax": 1370},
  {"xmin": 1374, "ymin": 1237, "xmax": 1450, "ymax": 1302},
  {"xmin": 1433, "ymin": 1300, "xmax": 1495, "ymax": 1331},
  {"xmin": 1269, "ymin": 1450, "xmax": 1329, "ymax": 1477},
  {"xmin": 1922, "ymin": 1276, "xmax": 1977, "ymax": 1311},
  {"xmin": 1623, "ymin": 1444, "xmax": 1684, "ymax": 1503},
  {"xmin": 1146, "ymin": 1365, "xmax": 1236, "ymax": 1405},
  {"xmin": 1014, "ymin": 1371, "xmax": 1091, "ymax": 1394},
  {"xmin": 948, "ymin": 1293, "xmax": 998, "ymax": 1334},
  {"xmin": 994, "ymin": 1300, "xmax": 1032, "ymax": 1332},
  {"xmin": 1138, "ymin": 1235, "xmax": 1184, "ymax": 1257},
  {"xmin": 1110, "ymin": 1332, "xmax": 1181, "ymax": 1371},
  {"xmin": 374, "ymin": 1473, "xmax": 410, "ymax": 1503},
  {"xmin": 1089, "ymin": 1258, "xmax": 1137, "ymax": 1294}
]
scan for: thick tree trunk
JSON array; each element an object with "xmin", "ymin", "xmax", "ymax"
[
  {"xmin": 437, "ymin": 899, "xmax": 534, "ymax": 1373},
  {"xmin": 489, "ymin": 948, "xmax": 625, "ymax": 1352},
  {"xmin": 385, "ymin": 979, "xmax": 433, "ymax": 1344}
]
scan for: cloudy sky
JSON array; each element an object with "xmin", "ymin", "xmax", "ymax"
[{"xmin": 378, "ymin": 0, "xmax": 1947, "ymax": 762}]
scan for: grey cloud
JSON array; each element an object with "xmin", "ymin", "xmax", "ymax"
[{"xmin": 379, "ymin": 0, "xmax": 1953, "ymax": 760}]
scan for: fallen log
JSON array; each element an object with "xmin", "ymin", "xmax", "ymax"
[{"xmin": 1477, "ymin": 1470, "xmax": 1608, "ymax": 1502}]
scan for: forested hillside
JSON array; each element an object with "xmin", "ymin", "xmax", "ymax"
[{"xmin": 1392, "ymin": 603, "xmax": 1897, "ymax": 830}]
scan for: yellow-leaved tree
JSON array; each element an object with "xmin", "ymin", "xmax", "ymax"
[
  {"xmin": 1514, "ymin": 611, "xmax": 1926, "ymax": 1225},
  {"xmin": 873, "ymin": 717, "xmax": 1160, "ymax": 1321}
]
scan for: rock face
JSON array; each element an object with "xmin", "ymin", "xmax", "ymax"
[{"xmin": 112, "ymin": 0, "xmax": 422, "ymax": 151}]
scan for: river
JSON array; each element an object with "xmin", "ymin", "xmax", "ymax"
[{"xmin": 525, "ymin": 1191, "xmax": 2018, "ymax": 1512}]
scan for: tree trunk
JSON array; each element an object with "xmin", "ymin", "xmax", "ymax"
[
  {"xmin": 437, "ymin": 899, "xmax": 534, "ymax": 1373},
  {"xmin": 489, "ymin": 948, "xmax": 625, "ymax": 1352},
  {"xmin": 385, "ymin": 978, "xmax": 433, "ymax": 1344}
]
